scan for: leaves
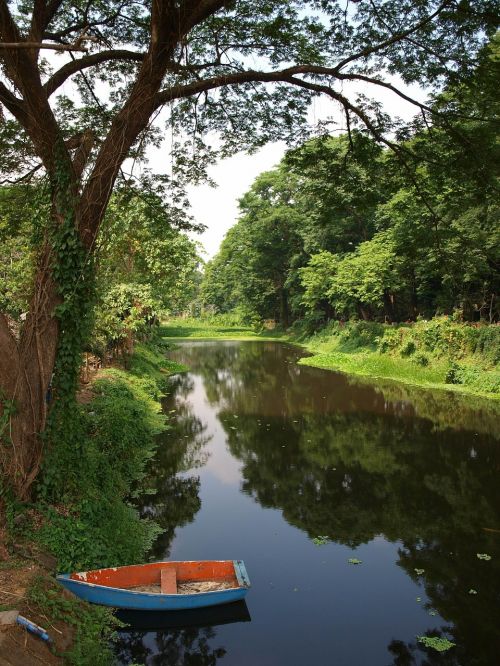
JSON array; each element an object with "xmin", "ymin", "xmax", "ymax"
[
  {"xmin": 417, "ymin": 636, "xmax": 456, "ymax": 653},
  {"xmin": 312, "ymin": 536, "xmax": 329, "ymax": 546}
]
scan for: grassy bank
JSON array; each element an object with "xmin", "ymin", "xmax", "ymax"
[
  {"xmin": 296, "ymin": 318, "xmax": 499, "ymax": 400},
  {"xmin": 162, "ymin": 316, "xmax": 499, "ymax": 401},
  {"xmin": 160, "ymin": 315, "xmax": 281, "ymax": 340},
  {"xmin": 1, "ymin": 340, "xmax": 185, "ymax": 664}
]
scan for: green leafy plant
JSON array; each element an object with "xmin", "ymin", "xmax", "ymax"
[
  {"xmin": 417, "ymin": 636, "xmax": 456, "ymax": 653},
  {"xmin": 312, "ymin": 535, "xmax": 329, "ymax": 546}
]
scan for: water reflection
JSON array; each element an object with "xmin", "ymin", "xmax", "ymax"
[
  {"xmin": 115, "ymin": 602, "xmax": 251, "ymax": 666},
  {"xmin": 114, "ymin": 625, "xmax": 226, "ymax": 666},
  {"xmin": 140, "ymin": 373, "xmax": 211, "ymax": 559},
  {"xmin": 121, "ymin": 341, "xmax": 500, "ymax": 665}
]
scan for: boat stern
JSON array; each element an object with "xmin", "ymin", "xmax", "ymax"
[{"xmin": 233, "ymin": 560, "xmax": 251, "ymax": 588}]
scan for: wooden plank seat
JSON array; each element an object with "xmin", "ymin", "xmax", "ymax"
[{"xmin": 160, "ymin": 568, "xmax": 177, "ymax": 594}]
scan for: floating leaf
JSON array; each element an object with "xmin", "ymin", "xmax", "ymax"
[
  {"xmin": 312, "ymin": 536, "xmax": 329, "ymax": 546},
  {"xmin": 414, "ymin": 568, "xmax": 425, "ymax": 575},
  {"xmin": 476, "ymin": 553, "xmax": 491, "ymax": 561},
  {"xmin": 348, "ymin": 558, "xmax": 362, "ymax": 565},
  {"xmin": 417, "ymin": 636, "xmax": 456, "ymax": 653}
]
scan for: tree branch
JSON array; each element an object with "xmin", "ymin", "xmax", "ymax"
[
  {"xmin": 334, "ymin": 0, "xmax": 453, "ymax": 72},
  {"xmin": 0, "ymin": 41, "xmax": 88, "ymax": 52},
  {"xmin": 30, "ymin": 0, "xmax": 65, "ymax": 43},
  {"xmin": 0, "ymin": 82, "xmax": 28, "ymax": 124},
  {"xmin": 44, "ymin": 49, "xmax": 145, "ymax": 97}
]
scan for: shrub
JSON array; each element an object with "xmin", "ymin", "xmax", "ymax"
[
  {"xmin": 33, "ymin": 345, "xmax": 169, "ymax": 572},
  {"xmin": 414, "ymin": 353, "xmax": 430, "ymax": 367},
  {"xmin": 400, "ymin": 340, "xmax": 416, "ymax": 357}
]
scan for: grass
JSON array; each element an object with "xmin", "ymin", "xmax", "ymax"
[
  {"xmin": 300, "ymin": 351, "xmax": 448, "ymax": 387},
  {"xmin": 160, "ymin": 317, "xmax": 284, "ymax": 341},
  {"xmin": 297, "ymin": 319, "xmax": 499, "ymax": 400}
]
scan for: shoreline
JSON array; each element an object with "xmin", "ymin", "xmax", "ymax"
[{"xmin": 161, "ymin": 320, "xmax": 500, "ymax": 403}]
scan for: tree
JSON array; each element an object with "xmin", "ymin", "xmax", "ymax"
[
  {"xmin": 0, "ymin": 0, "xmax": 496, "ymax": 496},
  {"xmin": 92, "ymin": 191, "xmax": 200, "ymax": 356}
]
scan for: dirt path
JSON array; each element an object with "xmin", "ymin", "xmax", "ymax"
[{"xmin": 0, "ymin": 520, "xmax": 63, "ymax": 665}]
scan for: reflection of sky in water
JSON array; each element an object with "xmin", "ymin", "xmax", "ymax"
[
  {"xmin": 181, "ymin": 376, "xmax": 242, "ymax": 486},
  {"xmin": 117, "ymin": 341, "xmax": 500, "ymax": 666}
]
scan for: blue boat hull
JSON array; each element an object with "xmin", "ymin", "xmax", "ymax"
[{"xmin": 56, "ymin": 560, "xmax": 250, "ymax": 610}]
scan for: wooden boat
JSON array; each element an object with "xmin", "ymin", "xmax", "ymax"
[{"xmin": 56, "ymin": 560, "xmax": 250, "ymax": 611}]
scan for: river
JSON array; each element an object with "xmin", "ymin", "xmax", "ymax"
[{"xmin": 114, "ymin": 340, "xmax": 500, "ymax": 665}]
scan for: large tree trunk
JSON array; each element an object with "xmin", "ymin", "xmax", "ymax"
[{"xmin": 0, "ymin": 250, "xmax": 60, "ymax": 499}]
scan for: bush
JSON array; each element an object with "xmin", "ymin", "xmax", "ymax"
[
  {"xmin": 414, "ymin": 353, "xmax": 429, "ymax": 366},
  {"xmin": 33, "ymin": 345, "xmax": 169, "ymax": 572},
  {"xmin": 400, "ymin": 340, "xmax": 416, "ymax": 357}
]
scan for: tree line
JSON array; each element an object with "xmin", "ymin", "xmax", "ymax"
[{"xmin": 201, "ymin": 37, "xmax": 499, "ymax": 328}]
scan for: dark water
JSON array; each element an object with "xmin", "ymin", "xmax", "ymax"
[{"xmin": 114, "ymin": 341, "xmax": 500, "ymax": 666}]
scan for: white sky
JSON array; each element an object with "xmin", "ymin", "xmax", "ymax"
[{"xmin": 147, "ymin": 80, "xmax": 426, "ymax": 260}]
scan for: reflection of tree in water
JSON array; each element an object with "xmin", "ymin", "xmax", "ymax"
[
  {"xmin": 162, "ymin": 341, "xmax": 500, "ymax": 663},
  {"xmin": 114, "ymin": 626, "xmax": 225, "ymax": 666},
  {"xmin": 220, "ymin": 409, "xmax": 500, "ymax": 665},
  {"xmin": 139, "ymin": 373, "xmax": 212, "ymax": 558},
  {"xmin": 388, "ymin": 635, "xmax": 460, "ymax": 665},
  {"xmin": 170, "ymin": 342, "xmax": 305, "ymax": 414},
  {"xmin": 171, "ymin": 341, "xmax": 500, "ymax": 437}
]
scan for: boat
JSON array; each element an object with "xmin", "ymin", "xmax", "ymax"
[{"xmin": 56, "ymin": 560, "xmax": 250, "ymax": 611}]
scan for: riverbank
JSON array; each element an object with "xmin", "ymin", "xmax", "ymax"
[
  {"xmin": 0, "ymin": 340, "xmax": 186, "ymax": 665},
  {"xmin": 161, "ymin": 317, "xmax": 499, "ymax": 401}
]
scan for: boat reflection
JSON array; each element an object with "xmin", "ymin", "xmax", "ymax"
[
  {"xmin": 114, "ymin": 601, "xmax": 251, "ymax": 665},
  {"xmin": 115, "ymin": 599, "xmax": 251, "ymax": 631}
]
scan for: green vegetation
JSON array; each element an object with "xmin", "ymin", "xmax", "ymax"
[
  {"xmin": 32, "ymin": 341, "xmax": 177, "ymax": 572},
  {"xmin": 297, "ymin": 318, "xmax": 500, "ymax": 399},
  {"xmin": 2, "ymin": 339, "xmax": 182, "ymax": 663},
  {"xmin": 160, "ymin": 315, "xmax": 280, "ymax": 340},
  {"xmin": 163, "ymin": 316, "xmax": 500, "ymax": 399},
  {"xmin": 28, "ymin": 576, "xmax": 117, "ymax": 665},
  {"xmin": 3, "ymin": 0, "xmax": 494, "ymax": 502},
  {"xmin": 417, "ymin": 636, "xmax": 456, "ymax": 653},
  {"xmin": 196, "ymin": 39, "xmax": 499, "ymax": 399}
]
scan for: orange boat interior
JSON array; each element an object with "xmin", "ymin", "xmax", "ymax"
[{"xmin": 70, "ymin": 561, "xmax": 239, "ymax": 593}]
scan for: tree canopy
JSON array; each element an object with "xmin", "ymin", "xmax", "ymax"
[{"xmin": 201, "ymin": 37, "xmax": 499, "ymax": 325}]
